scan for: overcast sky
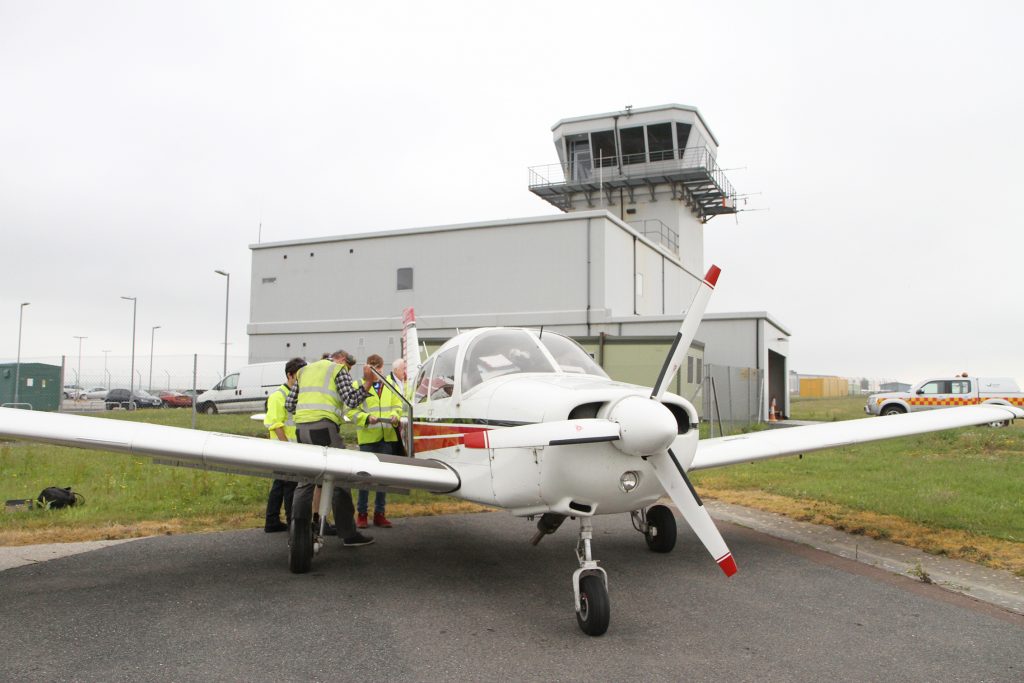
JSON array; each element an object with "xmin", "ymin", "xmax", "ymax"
[{"xmin": 2, "ymin": 0, "xmax": 1022, "ymax": 386}]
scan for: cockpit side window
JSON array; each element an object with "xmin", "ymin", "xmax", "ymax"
[
  {"xmin": 414, "ymin": 357, "xmax": 435, "ymax": 404},
  {"xmin": 462, "ymin": 330, "xmax": 556, "ymax": 392},
  {"xmin": 538, "ymin": 333, "xmax": 609, "ymax": 378},
  {"xmin": 430, "ymin": 347, "xmax": 458, "ymax": 399}
]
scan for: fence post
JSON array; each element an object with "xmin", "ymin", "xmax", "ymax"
[{"xmin": 191, "ymin": 353, "xmax": 198, "ymax": 430}]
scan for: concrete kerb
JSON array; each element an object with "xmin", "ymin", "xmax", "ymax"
[{"xmin": 704, "ymin": 499, "xmax": 1024, "ymax": 616}]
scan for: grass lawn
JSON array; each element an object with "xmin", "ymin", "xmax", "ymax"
[{"xmin": 694, "ymin": 395, "xmax": 1024, "ymax": 574}]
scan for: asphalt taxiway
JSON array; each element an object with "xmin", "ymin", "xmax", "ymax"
[{"xmin": 0, "ymin": 510, "xmax": 1020, "ymax": 682}]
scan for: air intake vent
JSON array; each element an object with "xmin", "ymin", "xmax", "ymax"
[{"xmin": 662, "ymin": 403, "xmax": 690, "ymax": 434}]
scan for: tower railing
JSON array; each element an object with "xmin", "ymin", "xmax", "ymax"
[{"xmin": 528, "ymin": 145, "xmax": 735, "ymax": 200}]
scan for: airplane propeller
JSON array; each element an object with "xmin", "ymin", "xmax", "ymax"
[
  {"xmin": 644, "ymin": 264, "xmax": 736, "ymax": 575},
  {"xmin": 646, "ymin": 450, "xmax": 737, "ymax": 576},
  {"xmin": 650, "ymin": 264, "xmax": 720, "ymax": 402}
]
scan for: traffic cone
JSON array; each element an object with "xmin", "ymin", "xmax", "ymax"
[{"xmin": 769, "ymin": 398, "xmax": 778, "ymax": 422}]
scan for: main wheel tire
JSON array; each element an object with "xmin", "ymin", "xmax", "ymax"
[
  {"xmin": 988, "ymin": 420, "xmax": 1010, "ymax": 428},
  {"xmin": 645, "ymin": 504, "xmax": 677, "ymax": 553},
  {"xmin": 576, "ymin": 574, "xmax": 610, "ymax": 636},
  {"xmin": 880, "ymin": 405, "xmax": 906, "ymax": 417},
  {"xmin": 202, "ymin": 403, "xmax": 217, "ymax": 415},
  {"xmin": 288, "ymin": 519, "xmax": 313, "ymax": 574}
]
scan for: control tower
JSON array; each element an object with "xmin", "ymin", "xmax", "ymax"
[{"xmin": 528, "ymin": 104, "xmax": 737, "ymax": 275}]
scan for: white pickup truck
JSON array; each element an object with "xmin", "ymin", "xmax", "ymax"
[{"xmin": 866, "ymin": 377, "xmax": 1024, "ymax": 423}]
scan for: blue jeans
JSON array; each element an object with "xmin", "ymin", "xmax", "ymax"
[{"xmin": 357, "ymin": 440, "xmax": 400, "ymax": 514}]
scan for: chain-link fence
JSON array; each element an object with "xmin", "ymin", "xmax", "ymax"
[
  {"xmin": 701, "ymin": 364, "xmax": 764, "ymax": 436},
  {"xmin": 2, "ymin": 354, "xmax": 248, "ymax": 411}
]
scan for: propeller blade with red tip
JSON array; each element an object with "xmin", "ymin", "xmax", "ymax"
[
  {"xmin": 648, "ymin": 448, "xmax": 737, "ymax": 577},
  {"xmin": 650, "ymin": 265, "xmax": 721, "ymax": 402},
  {"xmin": 463, "ymin": 419, "xmax": 620, "ymax": 449}
]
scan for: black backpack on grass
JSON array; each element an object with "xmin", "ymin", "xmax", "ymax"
[{"xmin": 37, "ymin": 487, "xmax": 84, "ymax": 509}]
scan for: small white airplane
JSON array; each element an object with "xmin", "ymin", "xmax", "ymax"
[{"xmin": 1, "ymin": 266, "xmax": 1020, "ymax": 636}]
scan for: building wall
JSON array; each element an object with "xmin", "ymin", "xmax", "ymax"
[
  {"xmin": 697, "ymin": 319, "xmax": 758, "ymax": 368},
  {"xmin": 248, "ymin": 212, "xmax": 706, "ymax": 363}
]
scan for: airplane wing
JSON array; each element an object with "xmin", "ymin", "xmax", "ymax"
[
  {"xmin": 0, "ymin": 407, "xmax": 460, "ymax": 493},
  {"xmin": 690, "ymin": 404, "xmax": 1023, "ymax": 471}
]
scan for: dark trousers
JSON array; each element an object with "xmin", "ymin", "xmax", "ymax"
[
  {"xmin": 265, "ymin": 479, "xmax": 297, "ymax": 524},
  {"xmin": 357, "ymin": 440, "xmax": 400, "ymax": 514},
  {"xmin": 291, "ymin": 419, "xmax": 357, "ymax": 539}
]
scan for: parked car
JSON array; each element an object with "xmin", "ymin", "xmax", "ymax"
[
  {"xmin": 82, "ymin": 386, "xmax": 109, "ymax": 400},
  {"xmin": 63, "ymin": 385, "xmax": 84, "ymax": 399},
  {"xmin": 195, "ymin": 362, "xmax": 286, "ymax": 414},
  {"xmin": 158, "ymin": 390, "xmax": 193, "ymax": 408},
  {"xmin": 105, "ymin": 389, "xmax": 163, "ymax": 410}
]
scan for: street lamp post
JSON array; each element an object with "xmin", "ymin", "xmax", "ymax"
[
  {"xmin": 72, "ymin": 335, "xmax": 87, "ymax": 397},
  {"xmin": 102, "ymin": 350, "xmax": 111, "ymax": 389},
  {"xmin": 121, "ymin": 296, "xmax": 137, "ymax": 409},
  {"xmin": 214, "ymin": 270, "xmax": 229, "ymax": 378},
  {"xmin": 148, "ymin": 325, "xmax": 161, "ymax": 391},
  {"xmin": 14, "ymin": 302, "xmax": 29, "ymax": 405}
]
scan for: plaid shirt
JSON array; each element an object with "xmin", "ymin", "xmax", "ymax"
[{"xmin": 285, "ymin": 364, "xmax": 370, "ymax": 415}]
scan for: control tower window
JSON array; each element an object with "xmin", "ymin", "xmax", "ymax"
[
  {"xmin": 620, "ymin": 126, "xmax": 646, "ymax": 165},
  {"xmin": 675, "ymin": 123, "xmax": 692, "ymax": 153},
  {"xmin": 648, "ymin": 123, "xmax": 673, "ymax": 162},
  {"xmin": 591, "ymin": 130, "xmax": 616, "ymax": 168}
]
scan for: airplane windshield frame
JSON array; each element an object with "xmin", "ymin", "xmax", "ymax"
[
  {"xmin": 461, "ymin": 330, "xmax": 557, "ymax": 392},
  {"xmin": 536, "ymin": 332, "xmax": 608, "ymax": 379}
]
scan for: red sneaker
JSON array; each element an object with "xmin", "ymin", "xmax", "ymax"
[
  {"xmin": 373, "ymin": 513, "xmax": 393, "ymax": 528},
  {"xmin": 356, "ymin": 513, "xmax": 369, "ymax": 529}
]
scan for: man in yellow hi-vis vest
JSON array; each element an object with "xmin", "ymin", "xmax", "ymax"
[
  {"xmin": 347, "ymin": 354, "xmax": 404, "ymax": 529},
  {"xmin": 262, "ymin": 357, "xmax": 306, "ymax": 533},
  {"xmin": 286, "ymin": 349, "xmax": 377, "ymax": 547}
]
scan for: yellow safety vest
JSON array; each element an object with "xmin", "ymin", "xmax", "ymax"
[
  {"xmin": 294, "ymin": 359, "xmax": 346, "ymax": 425},
  {"xmin": 264, "ymin": 384, "xmax": 296, "ymax": 442},
  {"xmin": 347, "ymin": 376, "xmax": 404, "ymax": 444}
]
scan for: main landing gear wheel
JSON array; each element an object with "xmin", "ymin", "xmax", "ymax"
[
  {"xmin": 645, "ymin": 504, "xmax": 677, "ymax": 553},
  {"xmin": 576, "ymin": 574, "xmax": 610, "ymax": 636},
  {"xmin": 288, "ymin": 519, "xmax": 313, "ymax": 574}
]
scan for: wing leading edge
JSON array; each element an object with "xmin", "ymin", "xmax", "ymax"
[
  {"xmin": 690, "ymin": 405, "xmax": 1023, "ymax": 471},
  {"xmin": 0, "ymin": 408, "xmax": 460, "ymax": 493}
]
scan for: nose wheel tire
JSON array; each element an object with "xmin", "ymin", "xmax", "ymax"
[
  {"xmin": 644, "ymin": 504, "xmax": 677, "ymax": 553},
  {"xmin": 576, "ymin": 574, "xmax": 610, "ymax": 636},
  {"xmin": 288, "ymin": 518, "xmax": 313, "ymax": 574}
]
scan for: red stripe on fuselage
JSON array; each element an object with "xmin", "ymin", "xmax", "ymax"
[{"xmin": 412, "ymin": 423, "xmax": 488, "ymax": 453}]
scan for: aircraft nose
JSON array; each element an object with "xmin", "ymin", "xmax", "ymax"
[{"xmin": 609, "ymin": 395, "xmax": 678, "ymax": 456}]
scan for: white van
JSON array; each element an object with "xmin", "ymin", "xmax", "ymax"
[{"xmin": 195, "ymin": 361, "xmax": 287, "ymax": 414}]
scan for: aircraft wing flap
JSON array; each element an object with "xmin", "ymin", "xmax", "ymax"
[
  {"xmin": 690, "ymin": 405, "xmax": 1023, "ymax": 471},
  {"xmin": 0, "ymin": 408, "xmax": 460, "ymax": 494}
]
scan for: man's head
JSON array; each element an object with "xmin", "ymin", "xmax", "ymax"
[
  {"xmin": 328, "ymin": 349, "xmax": 357, "ymax": 368},
  {"xmin": 366, "ymin": 354, "xmax": 384, "ymax": 371},
  {"xmin": 392, "ymin": 358, "xmax": 407, "ymax": 380},
  {"xmin": 285, "ymin": 358, "xmax": 307, "ymax": 386}
]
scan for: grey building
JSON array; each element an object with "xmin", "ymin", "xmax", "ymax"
[{"xmin": 246, "ymin": 104, "xmax": 790, "ymax": 420}]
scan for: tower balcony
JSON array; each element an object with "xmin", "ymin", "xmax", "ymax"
[{"xmin": 528, "ymin": 146, "xmax": 737, "ymax": 222}]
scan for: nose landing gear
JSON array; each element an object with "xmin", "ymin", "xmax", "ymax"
[{"xmin": 572, "ymin": 517, "xmax": 610, "ymax": 636}]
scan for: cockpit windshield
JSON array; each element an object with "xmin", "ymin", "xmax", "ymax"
[
  {"xmin": 537, "ymin": 333, "xmax": 609, "ymax": 378},
  {"xmin": 462, "ymin": 330, "xmax": 556, "ymax": 392}
]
